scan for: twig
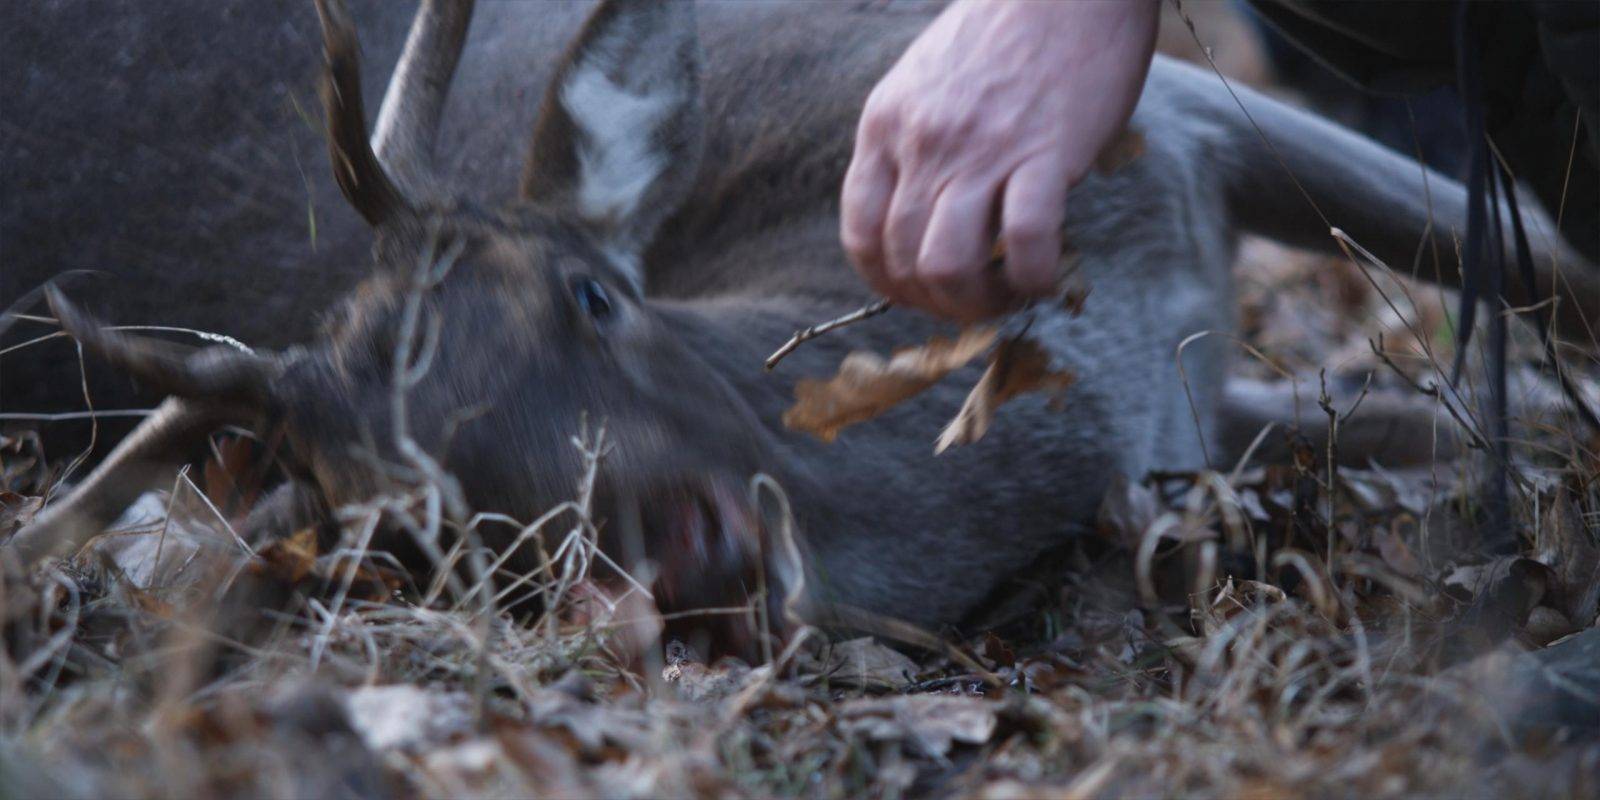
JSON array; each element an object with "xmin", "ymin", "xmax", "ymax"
[
  {"xmin": 1368, "ymin": 335, "xmax": 1487, "ymax": 450},
  {"xmin": 764, "ymin": 299, "xmax": 891, "ymax": 371}
]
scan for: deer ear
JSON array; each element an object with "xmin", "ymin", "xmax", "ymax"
[{"xmin": 521, "ymin": 0, "xmax": 703, "ymax": 273}]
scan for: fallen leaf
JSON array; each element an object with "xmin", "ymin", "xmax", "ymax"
[
  {"xmin": 202, "ymin": 433, "xmax": 265, "ymax": 522},
  {"xmin": 1441, "ymin": 557, "xmax": 1555, "ymax": 638},
  {"xmin": 79, "ymin": 493, "xmax": 246, "ymax": 594},
  {"xmin": 837, "ymin": 694, "xmax": 997, "ymax": 757},
  {"xmin": 315, "ymin": 552, "xmax": 407, "ymax": 601},
  {"xmin": 981, "ymin": 632, "xmax": 1016, "ymax": 670},
  {"xmin": 662, "ymin": 656, "xmax": 755, "ymax": 703},
  {"xmin": 419, "ymin": 738, "xmax": 512, "ymax": 791},
  {"xmin": 1375, "ymin": 523, "xmax": 1424, "ymax": 578},
  {"xmin": 256, "ymin": 527, "xmax": 319, "ymax": 583},
  {"xmin": 0, "ymin": 491, "xmax": 43, "ymax": 539},
  {"xmin": 1447, "ymin": 628, "xmax": 1600, "ymax": 740},
  {"xmin": 0, "ymin": 431, "xmax": 49, "ymax": 495},
  {"xmin": 1524, "ymin": 606, "xmax": 1577, "ymax": 646},
  {"xmin": 806, "ymin": 636, "xmax": 920, "ymax": 691},
  {"xmin": 937, "ymin": 334, "xmax": 1076, "ymax": 452},
  {"xmin": 343, "ymin": 684, "xmax": 475, "ymax": 752},
  {"xmin": 1058, "ymin": 275, "xmax": 1091, "ymax": 316},
  {"xmin": 1095, "ymin": 474, "xmax": 1160, "ymax": 550},
  {"xmin": 1201, "ymin": 577, "xmax": 1289, "ymax": 635},
  {"xmin": 494, "ymin": 724, "xmax": 591, "ymax": 798},
  {"xmin": 1535, "ymin": 488, "xmax": 1600, "ymax": 626},
  {"xmin": 784, "ymin": 327, "xmax": 997, "ymax": 441},
  {"xmin": 525, "ymin": 687, "xmax": 653, "ymax": 755}
]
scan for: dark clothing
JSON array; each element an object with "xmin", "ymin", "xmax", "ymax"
[{"xmin": 1245, "ymin": 0, "xmax": 1599, "ymax": 262}]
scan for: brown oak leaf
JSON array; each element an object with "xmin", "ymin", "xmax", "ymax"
[
  {"xmin": 783, "ymin": 327, "xmax": 997, "ymax": 442},
  {"xmin": 936, "ymin": 335, "xmax": 1075, "ymax": 453}
]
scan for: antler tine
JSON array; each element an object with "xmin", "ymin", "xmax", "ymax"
[
  {"xmin": 313, "ymin": 0, "xmax": 411, "ymax": 225},
  {"xmin": 45, "ymin": 285, "xmax": 281, "ymax": 411},
  {"xmin": 372, "ymin": 0, "xmax": 476, "ymax": 196},
  {"xmin": 4, "ymin": 399, "xmax": 224, "ymax": 568}
]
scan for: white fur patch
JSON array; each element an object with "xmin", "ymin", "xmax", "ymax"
[{"xmin": 560, "ymin": 63, "xmax": 676, "ymax": 223}]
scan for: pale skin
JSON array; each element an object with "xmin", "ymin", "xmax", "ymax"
[{"xmin": 841, "ymin": 0, "xmax": 1160, "ymax": 322}]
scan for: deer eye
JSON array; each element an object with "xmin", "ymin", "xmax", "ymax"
[{"xmin": 569, "ymin": 277, "xmax": 613, "ymax": 321}]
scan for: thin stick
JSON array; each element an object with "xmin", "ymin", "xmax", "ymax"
[{"xmin": 763, "ymin": 299, "xmax": 891, "ymax": 371}]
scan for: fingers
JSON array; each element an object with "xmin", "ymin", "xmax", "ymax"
[
  {"xmin": 918, "ymin": 178, "xmax": 1013, "ymax": 321},
  {"xmin": 880, "ymin": 174, "xmax": 943, "ymax": 312},
  {"xmin": 999, "ymin": 156, "xmax": 1071, "ymax": 297},
  {"xmin": 846, "ymin": 152, "xmax": 1066, "ymax": 321},
  {"xmin": 840, "ymin": 147, "xmax": 896, "ymax": 297}
]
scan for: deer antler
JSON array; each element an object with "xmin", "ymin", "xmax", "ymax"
[
  {"xmin": 45, "ymin": 286, "xmax": 281, "ymax": 409},
  {"xmin": 4, "ymin": 399, "xmax": 225, "ymax": 568},
  {"xmin": 372, "ymin": 0, "xmax": 476, "ymax": 197},
  {"xmin": 313, "ymin": 0, "xmax": 412, "ymax": 224},
  {"xmin": 4, "ymin": 290, "xmax": 284, "ymax": 569}
]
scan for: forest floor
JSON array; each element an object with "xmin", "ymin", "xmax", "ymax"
[{"xmin": 3, "ymin": 239, "xmax": 1597, "ymax": 799}]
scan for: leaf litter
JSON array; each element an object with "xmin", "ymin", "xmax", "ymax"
[{"xmin": 4, "ymin": 240, "xmax": 1600, "ymax": 797}]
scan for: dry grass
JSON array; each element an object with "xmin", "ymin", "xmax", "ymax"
[{"xmin": 2, "ymin": 240, "xmax": 1598, "ymax": 799}]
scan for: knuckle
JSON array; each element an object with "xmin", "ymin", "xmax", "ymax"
[
  {"xmin": 884, "ymin": 204, "xmax": 923, "ymax": 238},
  {"xmin": 859, "ymin": 90, "xmax": 903, "ymax": 137},
  {"xmin": 841, "ymin": 228, "xmax": 876, "ymax": 262},
  {"xmin": 917, "ymin": 251, "xmax": 970, "ymax": 283},
  {"xmin": 1004, "ymin": 214, "xmax": 1056, "ymax": 245},
  {"xmin": 859, "ymin": 108, "xmax": 896, "ymax": 140},
  {"xmin": 904, "ymin": 110, "xmax": 967, "ymax": 153},
  {"xmin": 906, "ymin": 126, "xmax": 944, "ymax": 156}
]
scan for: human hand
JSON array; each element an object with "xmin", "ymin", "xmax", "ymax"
[{"xmin": 841, "ymin": 0, "xmax": 1158, "ymax": 322}]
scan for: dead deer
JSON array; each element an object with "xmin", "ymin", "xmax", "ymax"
[{"xmin": 6, "ymin": 0, "xmax": 1596, "ymax": 650}]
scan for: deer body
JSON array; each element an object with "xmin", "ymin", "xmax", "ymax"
[{"xmin": 8, "ymin": 1, "xmax": 1597, "ymax": 638}]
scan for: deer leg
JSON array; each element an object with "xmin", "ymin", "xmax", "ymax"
[{"xmin": 1218, "ymin": 376, "xmax": 1463, "ymax": 468}]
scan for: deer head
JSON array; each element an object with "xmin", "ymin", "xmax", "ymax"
[{"xmin": 13, "ymin": 0, "xmax": 789, "ymax": 649}]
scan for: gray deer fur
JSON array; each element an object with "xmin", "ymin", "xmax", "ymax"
[{"xmin": 7, "ymin": 0, "xmax": 1597, "ymax": 640}]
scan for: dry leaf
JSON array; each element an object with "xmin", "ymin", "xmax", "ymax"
[
  {"xmin": 1524, "ymin": 606, "xmax": 1577, "ymax": 646},
  {"xmin": 663, "ymin": 656, "xmax": 756, "ymax": 703},
  {"xmin": 256, "ymin": 527, "xmax": 320, "ymax": 584},
  {"xmin": 837, "ymin": 694, "xmax": 997, "ymax": 757},
  {"xmin": 1096, "ymin": 473, "xmax": 1160, "ymax": 550},
  {"xmin": 1535, "ymin": 488, "xmax": 1600, "ymax": 626},
  {"xmin": 79, "ymin": 491, "xmax": 248, "ymax": 595},
  {"xmin": 0, "ymin": 491, "xmax": 43, "ymax": 539},
  {"xmin": 980, "ymin": 632, "xmax": 1016, "ymax": 669},
  {"xmin": 343, "ymin": 684, "xmax": 476, "ymax": 752},
  {"xmin": 1441, "ymin": 557, "xmax": 1554, "ymax": 637},
  {"xmin": 784, "ymin": 327, "xmax": 997, "ymax": 441},
  {"xmin": 1375, "ymin": 524, "xmax": 1424, "ymax": 578},
  {"xmin": 0, "ymin": 431, "xmax": 49, "ymax": 495},
  {"xmin": 525, "ymin": 686, "xmax": 654, "ymax": 755},
  {"xmin": 202, "ymin": 434, "xmax": 264, "ymax": 522},
  {"xmin": 1059, "ymin": 275, "xmax": 1091, "ymax": 316},
  {"xmin": 419, "ymin": 738, "xmax": 519, "ymax": 794},
  {"xmin": 316, "ymin": 552, "xmax": 407, "ymax": 601},
  {"xmin": 937, "ymin": 335, "xmax": 1076, "ymax": 453},
  {"xmin": 808, "ymin": 636, "xmax": 920, "ymax": 691}
]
